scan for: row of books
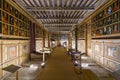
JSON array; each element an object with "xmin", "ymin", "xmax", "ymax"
[
  {"xmin": 1, "ymin": 12, "xmax": 29, "ymax": 30},
  {"xmin": 2, "ymin": 11, "xmax": 29, "ymax": 24},
  {"xmin": 2, "ymin": 0, "xmax": 29, "ymax": 22},
  {"xmin": 0, "ymin": 0, "xmax": 42, "ymax": 38},
  {"xmin": 0, "ymin": 23, "xmax": 29, "ymax": 37},
  {"xmin": 92, "ymin": 24, "xmax": 119, "ymax": 36},
  {"xmin": 35, "ymin": 26, "xmax": 43, "ymax": 35},
  {"xmin": 92, "ymin": 0, "xmax": 119, "ymax": 22},
  {"xmin": 92, "ymin": 11, "xmax": 119, "ymax": 29}
]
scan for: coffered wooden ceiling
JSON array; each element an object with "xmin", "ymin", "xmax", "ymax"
[{"xmin": 14, "ymin": 0, "xmax": 107, "ymax": 33}]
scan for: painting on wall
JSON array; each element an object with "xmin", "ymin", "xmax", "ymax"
[
  {"xmin": 36, "ymin": 43, "xmax": 40, "ymax": 52},
  {"xmin": 2, "ymin": 46, "xmax": 8, "ymax": 62},
  {"xmin": 72, "ymin": 40, "xmax": 75, "ymax": 49},
  {"xmin": 94, "ymin": 44, "xmax": 101, "ymax": 55},
  {"xmin": 22, "ymin": 44, "xmax": 28, "ymax": 53},
  {"xmin": 8, "ymin": 46, "xmax": 17, "ymax": 59},
  {"xmin": 107, "ymin": 47, "xmax": 117, "ymax": 57},
  {"xmin": 45, "ymin": 41, "xmax": 48, "ymax": 47},
  {"xmin": 77, "ymin": 40, "xmax": 85, "ymax": 53},
  {"xmin": 36, "ymin": 40, "xmax": 43, "ymax": 51}
]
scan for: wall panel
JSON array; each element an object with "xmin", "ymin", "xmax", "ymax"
[
  {"xmin": 36, "ymin": 39, "xmax": 43, "ymax": 51},
  {"xmin": 77, "ymin": 40, "xmax": 85, "ymax": 53},
  {"xmin": 91, "ymin": 39, "xmax": 120, "ymax": 71},
  {"xmin": 0, "ymin": 40, "xmax": 29, "ymax": 77}
]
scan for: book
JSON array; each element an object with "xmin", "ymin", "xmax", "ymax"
[
  {"xmin": 113, "ymin": 12, "xmax": 118, "ymax": 22},
  {"xmin": 15, "ymin": 9, "xmax": 18, "ymax": 17},
  {"xmin": 103, "ymin": 27, "xmax": 107, "ymax": 35},
  {"xmin": 100, "ymin": 29, "xmax": 103, "ymax": 35},
  {"xmin": 21, "ymin": 30, "xmax": 25, "ymax": 36},
  {"xmin": 10, "ymin": 26, "xmax": 14, "ymax": 35},
  {"xmin": 10, "ymin": 16, "xmax": 14, "ymax": 25},
  {"xmin": 107, "ymin": 5, "xmax": 112, "ymax": 14},
  {"xmin": 107, "ymin": 26, "xmax": 112, "ymax": 34},
  {"xmin": 14, "ymin": 18, "xmax": 18, "ymax": 26},
  {"xmin": 104, "ymin": 9, "xmax": 107, "ymax": 17},
  {"xmin": 96, "ymin": 30, "xmax": 100, "ymax": 36},
  {"xmin": 99, "ymin": 11, "xmax": 104, "ymax": 19},
  {"xmin": 9, "ymin": 5, "xmax": 14, "ymax": 14},
  {"xmin": 99, "ymin": 20, "xmax": 103, "ymax": 26},
  {"xmin": 104, "ymin": 18, "xmax": 107, "ymax": 26},
  {"xmin": 14, "ymin": 28, "xmax": 18, "ymax": 36},
  {"xmin": 113, "ymin": 24, "xmax": 119, "ymax": 34},
  {"xmin": 107, "ymin": 16, "xmax": 112, "ymax": 24},
  {"xmin": 113, "ymin": 1, "xmax": 119, "ymax": 11},
  {"xmin": 4, "ymin": 1, "xmax": 9, "ymax": 12},
  {"xmin": 2, "ymin": 24, "xmax": 8, "ymax": 35},
  {"xmin": 2, "ymin": 12, "xmax": 8, "ymax": 23}
]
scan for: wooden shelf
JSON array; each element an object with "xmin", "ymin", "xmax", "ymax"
[
  {"xmin": 77, "ymin": 38, "xmax": 85, "ymax": 40},
  {"xmin": 35, "ymin": 25, "xmax": 43, "ymax": 38},
  {"xmin": 77, "ymin": 24, "xmax": 86, "ymax": 39},
  {"xmin": 0, "ymin": 34, "xmax": 29, "ymax": 39},
  {"xmin": 0, "ymin": 0, "xmax": 30, "ymax": 39},
  {"xmin": 35, "ymin": 38, "xmax": 43, "ymax": 40},
  {"xmin": 91, "ymin": 0, "xmax": 120, "ymax": 38},
  {"xmin": 92, "ymin": 33, "xmax": 120, "ymax": 39}
]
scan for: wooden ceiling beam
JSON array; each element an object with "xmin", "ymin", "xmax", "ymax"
[
  {"xmin": 42, "ymin": 22, "xmax": 77, "ymax": 24},
  {"xmin": 44, "ymin": 24, "xmax": 74, "ymax": 26},
  {"xmin": 36, "ymin": 16, "xmax": 83, "ymax": 19},
  {"xmin": 26, "ymin": 6, "xmax": 94, "ymax": 11},
  {"xmin": 45, "ymin": 25, "xmax": 72, "ymax": 27}
]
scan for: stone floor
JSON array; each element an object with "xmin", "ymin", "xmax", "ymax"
[
  {"xmin": 1, "ymin": 47, "xmax": 116, "ymax": 80},
  {"xmin": 75, "ymin": 56, "xmax": 115, "ymax": 80},
  {"xmin": 1, "ymin": 60, "xmax": 41, "ymax": 80}
]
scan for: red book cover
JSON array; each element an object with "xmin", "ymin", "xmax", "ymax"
[{"xmin": 114, "ymin": 2, "xmax": 119, "ymax": 11}]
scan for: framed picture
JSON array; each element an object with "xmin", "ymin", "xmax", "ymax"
[
  {"xmin": 106, "ymin": 43, "xmax": 120, "ymax": 59},
  {"xmin": 2, "ymin": 45, "xmax": 8, "ymax": 62},
  {"xmin": 22, "ymin": 44, "xmax": 28, "ymax": 53},
  {"xmin": 94, "ymin": 44, "xmax": 101, "ymax": 55},
  {"xmin": 107, "ymin": 47, "xmax": 117, "ymax": 57},
  {"xmin": 8, "ymin": 46, "xmax": 17, "ymax": 59}
]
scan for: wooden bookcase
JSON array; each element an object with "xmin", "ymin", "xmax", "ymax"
[
  {"xmin": 91, "ymin": 0, "xmax": 120, "ymax": 38},
  {"xmin": 0, "ymin": 0, "xmax": 30, "ymax": 38},
  {"xmin": 77, "ymin": 24, "xmax": 86, "ymax": 39},
  {"xmin": 35, "ymin": 25, "xmax": 43, "ymax": 38}
]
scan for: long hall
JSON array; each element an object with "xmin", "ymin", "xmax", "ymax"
[
  {"xmin": 39, "ymin": 47, "xmax": 82, "ymax": 80},
  {"xmin": 38, "ymin": 47, "xmax": 115, "ymax": 80},
  {"xmin": 3, "ymin": 47, "xmax": 115, "ymax": 80},
  {"xmin": 0, "ymin": 0, "xmax": 120, "ymax": 80}
]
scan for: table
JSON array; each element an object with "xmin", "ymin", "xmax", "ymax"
[{"xmin": 2, "ymin": 64, "xmax": 21, "ymax": 80}]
